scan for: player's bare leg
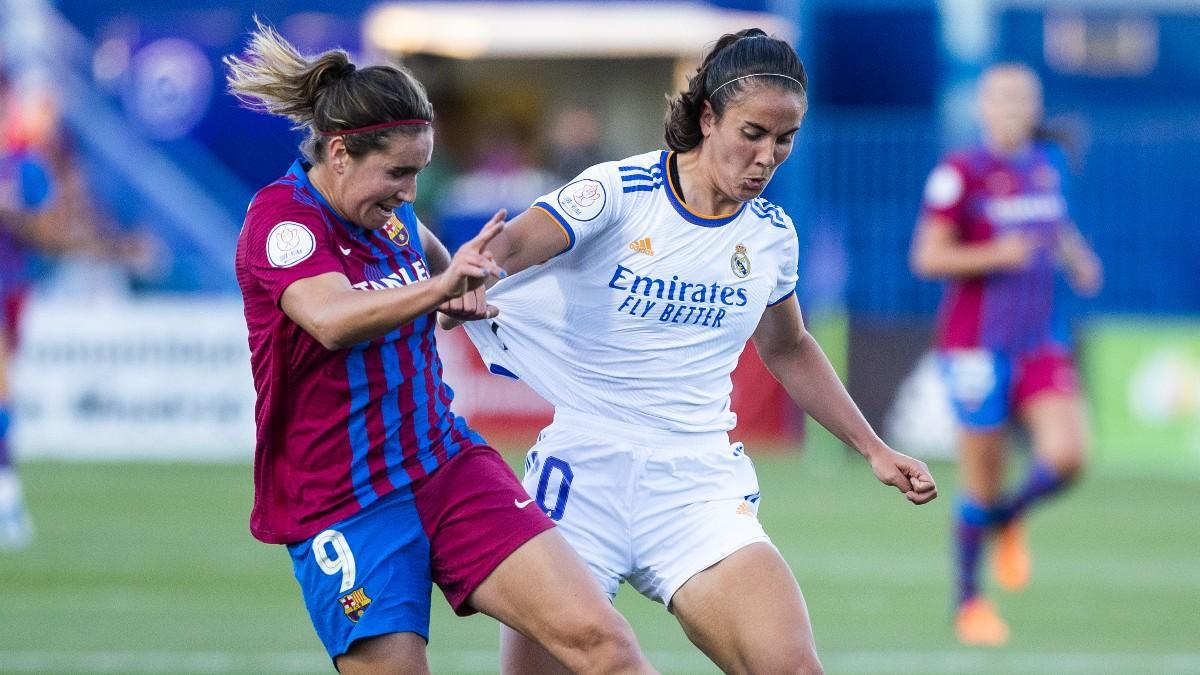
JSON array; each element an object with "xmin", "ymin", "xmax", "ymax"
[
  {"xmin": 474, "ymin": 529, "xmax": 655, "ymax": 675},
  {"xmin": 1020, "ymin": 392, "xmax": 1088, "ymax": 482},
  {"xmin": 335, "ymin": 632, "xmax": 430, "ymax": 675},
  {"xmin": 669, "ymin": 542, "xmax": 822, "ymax": 675},
  {"xmin": 990, "ymin": 392, "xmax": 1088, "ymax": 593},
  {"xmin": 501, "ymin": 625, "xmax": 572, "ymax": 675},
  {"xmin": 0, "ymin": 333, "xmax": 33, "ymax": 551},
  {"xmin": 955, "ymin": 429, "xmax": 1010, "ymax": 646},
  {"xmin": 959, "ymin": 429, "xmax": 1008, "ymax": 504}
]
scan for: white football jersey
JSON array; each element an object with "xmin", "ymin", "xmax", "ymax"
[{"xmin": 464, "ymin": 150, "xmax": 799, "ymax": 432}]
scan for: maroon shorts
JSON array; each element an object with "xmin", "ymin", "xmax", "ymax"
[
  {"xmin": 1014, "ymin": 347, "xmax": 1080, "ymax": 410},
  {"xmin": 2, "ymin": 286, "xmax": 28, "ymax": 349},
  {"xmin": 413, "ymin": 443, "xmax": 554, "ymax": 615}
]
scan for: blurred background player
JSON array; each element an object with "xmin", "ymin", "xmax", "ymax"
[
  {"xmin": 0, "ymin": 69, "xmax": 163, "ymax": 550},
  {"xmin": 910, "ymin": 62, "xmax": 1102, "ymax": 647},
  {"xmin": 461, "ymin": 29, "xmax": 937, "ymax": 674},
  {"xmin": 0, "ymin": 71, "xmax": 52, "ymax": 550},
  {"xmin": 225, "ymin": 22, "xmax": 653, "ymax": 674}
]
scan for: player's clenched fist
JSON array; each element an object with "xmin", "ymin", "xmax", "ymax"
[{"xmin": 867, "ymin": 445, "xmax": 939, "ymax": 505}]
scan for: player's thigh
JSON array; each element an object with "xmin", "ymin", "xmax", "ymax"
[
  {"xmin": 491, "ymin": 428, "xmax": 638, "ymax": 675},
  {"xmin": 500, "ymin": 625, "xmax": 572, "ymax": 675},
  {"xmin": 1016, "ymin": 350, "xmax": 1088, "ymax": 475},
  {"xmin": 0, "ymin": 332, "xmax": 10, "ymax": 399},
  {"xmin": 288, "ymin": 487, "xmax": 434, "ymax": 667},
  {"xmin": 337, "ymin": 632, "xmax": 429, "ymax": 675},
  {"xmin": 414, "ymin": 444, "xmax": 637, "ymax": 667},
  {"xmin": 470, "ymin": 528, "xmax": 635, "ymax": 666},
  {"xmin": 1020, "ymin": 392, "xmax": 1088, "ymax": 476},
  {"xmin": 670, "ymin": 542, "xmax": 822, "ymax": 675},
  {"xmin": 411, "ymin": 445, "xmax": 555, "ymax": 616}
]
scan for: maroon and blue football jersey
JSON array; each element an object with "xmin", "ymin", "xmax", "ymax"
[
  {"xmin": 920, "ymin": 143, "xmax": 1070, "ymax": 354},
  {"xmin": 236, "ymin": 160, "xmax": 484, "ymax": 544}
]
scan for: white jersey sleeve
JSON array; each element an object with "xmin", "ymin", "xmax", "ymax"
[
  {"xmin": 530, "ymin": 162, "xmax": 624, "ymax": 252},
  {"xmin": 751, "ymin": 199, "xmax": 800, "ymax": 306}
]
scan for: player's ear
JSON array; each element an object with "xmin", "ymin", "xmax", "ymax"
[
  {"xmin": 327, "ymin": 136, "xmax": 349, "ymax": 173},
  {"xmin": 699, "ymin": 100, "xmax": 717, "ymax": 138}
]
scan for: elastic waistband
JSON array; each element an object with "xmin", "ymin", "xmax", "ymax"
[{"xmin": 550, "ymin": 408, "xmax": 730, "ymax": 451}]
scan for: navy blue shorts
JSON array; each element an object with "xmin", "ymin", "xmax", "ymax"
[{"xmin": 287, "ymin": 444, "xmax": 554, "ymax": 661}]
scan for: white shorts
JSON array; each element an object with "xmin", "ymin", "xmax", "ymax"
[{"xmin": 521, "ymin": 409, "xmax": 771, "ymax": 607}]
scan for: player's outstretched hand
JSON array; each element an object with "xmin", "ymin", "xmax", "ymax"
[
  {"xmin": 867, "ymin": 446, "xmax": 938, "ymax": 505},
  {"xmin": 437, "ymin": 286, "xmax": 496, "ymax": 328},
  {"xmin": 437, "ymin": 209, "xmax": 508, "ymax": 302}
]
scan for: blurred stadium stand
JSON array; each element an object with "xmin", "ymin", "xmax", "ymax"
[
  {"xmin": 23, "ymin": 0, "xmax": 1200, "ymax": 312},
  {"xmin": 1, "ymin": 0, "xmax": 1196, "ymax": 466}
]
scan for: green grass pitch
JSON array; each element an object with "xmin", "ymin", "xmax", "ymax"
[{"xmin": 2, "ymin": 451, "xmax": 1197, "ymax": 673}]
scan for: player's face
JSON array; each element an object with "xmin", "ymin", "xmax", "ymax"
[
  {"xmin": 978, "ymin": 68, "xmax": 1043, "ymax": 150},
  {"xmin": 337, "ymin": 129, "xmax": 434, "ymax": 230},
  {"xmin": 701, "ymin": 85, "xmax": 805, "ymax": 203}
]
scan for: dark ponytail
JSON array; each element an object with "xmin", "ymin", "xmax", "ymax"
[
  {"xmin": 665, "ymin": 28, "xmax": 807, "ymax": 152},
  {"xmin": 225, "ymin": 18, "xmax": 434, "ymax": 163}
]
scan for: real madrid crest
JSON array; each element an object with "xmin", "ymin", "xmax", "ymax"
[
  {"xmin": 731, "ymin": 243, "xmax": 751, "ymax": 278},
  {"xmin": 383, "ymin": 214, "xmax": 410, "ymax": 246}
]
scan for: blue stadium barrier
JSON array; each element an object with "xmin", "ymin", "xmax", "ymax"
[{"xmin": 786, "ymin": 106, "xmax": 1200, "ymax": 320}]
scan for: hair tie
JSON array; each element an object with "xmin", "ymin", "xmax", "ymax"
[{"xmin": 710, "ymin": 73, "xmax": 804, "ymax": 98}]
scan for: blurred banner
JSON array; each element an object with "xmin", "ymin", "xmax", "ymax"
[
  {"xmin": 1082, "ymin": 318, "xmax": 1200, "ymax": 472},
  {"xmin": 11, "ymin": 298, "xmax": 801, "ymax": 461},
  {"xmin": 11, "ymin": 297, "xmax": 256, "ymax": 461}
]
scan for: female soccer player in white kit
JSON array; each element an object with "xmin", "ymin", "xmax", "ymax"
[{"xmin": 461, "ymin": 30, "xmax": 938, "ymax": 674}]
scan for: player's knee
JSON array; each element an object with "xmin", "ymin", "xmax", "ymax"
[
  {"xmin": 1046, "ymin": 440, "xmax": 1087, "ymax": 481},
  {"xmin": 752, "ymin": 642, "xmax": 823, "ymax": 675},
  {"xmin": 551, "ymin": 614, "xmax": 645, "ymax": 674},
  {"xmin": 1060, "ymin": 450, "xmax": 1086, "ymax": 481}
]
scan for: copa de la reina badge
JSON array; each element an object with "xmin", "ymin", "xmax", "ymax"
[
  {"xmin": 266, "ymin": 221, "xmax": 316, "ymax": 268},
  {"xmin": 557, "ymin": 178, "xmax": 606, "ymax": 222},
  {"xmin": 923, "ymin": 165, "xmax": 963, "ymax": 209}
]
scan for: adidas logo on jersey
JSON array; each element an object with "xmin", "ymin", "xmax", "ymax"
[{"xmin": 628, "ymin": 237, "xmax": 654, "ymax": 256}]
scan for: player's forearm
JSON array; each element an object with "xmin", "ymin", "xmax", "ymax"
[
  {"xmin": 308, "ymin": 280, "xmax": 450, "ymax": 350},
  {"xmin": 761, "ymin": 332, "xmax": 886, "ymax": 458},
  {"xmin": 912, "ymin": 240, "xmax": 1017, "ymax": 278},
  {"xmin": 1058, "ymin": 223, "xmax": 1099, "ymax": 273},
  {"xmin": 485, "ymin": 208, "xmax": 569, "ymax": 277}
]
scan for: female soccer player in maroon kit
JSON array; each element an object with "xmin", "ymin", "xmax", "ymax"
[
  {"xmin": 911, "ymin": 63, "xmax": 1102, "ymax": 646},
  {"xmin": 226, "ymin": 21, "xmax": 653, "ymax": 674}
]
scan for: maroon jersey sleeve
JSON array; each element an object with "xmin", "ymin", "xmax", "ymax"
[
  {"xmin": 920, "ymin": 156, "xmax": 969, "ymax": 229},
  {"xmin": 243, "ymin": 190, "xmax": 344, "ymax": 305}
]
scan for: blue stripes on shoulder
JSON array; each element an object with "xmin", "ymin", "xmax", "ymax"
[
  {"xmin": 619, "ymin": 163, "xmax": 664, "ymax": 193},
  {"xmin": 750, "ymin": 198, "xmax": 791, "ymax": 229}
]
